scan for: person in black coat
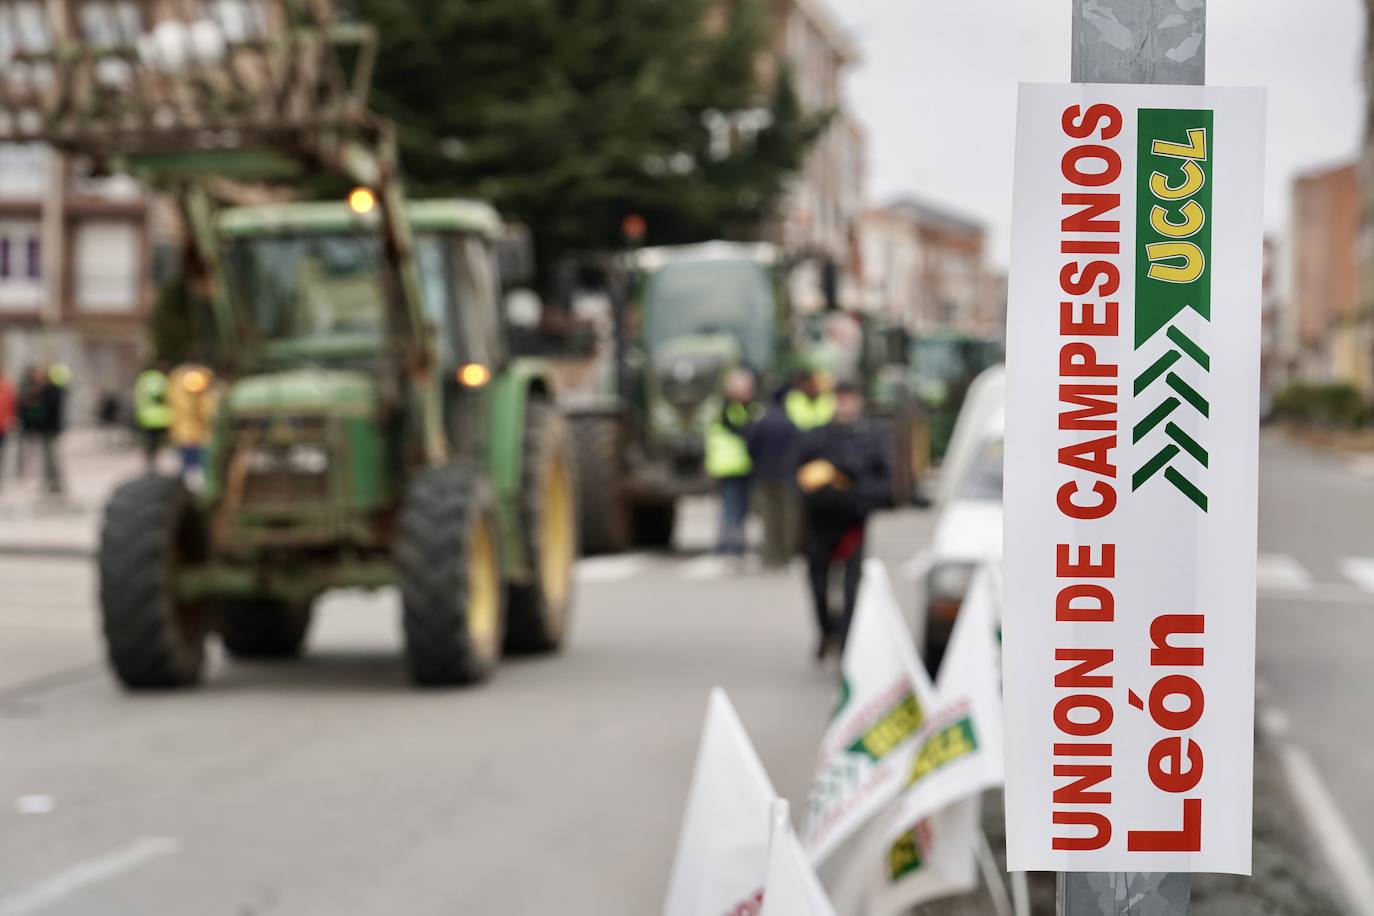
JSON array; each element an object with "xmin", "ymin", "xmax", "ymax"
[
  {"xmin": 796, "ymin": 380, "xmax": 891, "ymax": 659},
  {"xmin": 747, "ymin": 385, "xmax": 803, "ymax": 568}
]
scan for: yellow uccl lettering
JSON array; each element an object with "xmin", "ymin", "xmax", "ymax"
[
  {"xmin": 1152, "ymin": 128, "xmax": 1207, "ymax": 161},
  {"xmin": 1146, "ymin": 241, "xmax": 1206, "ymax": 284},
  {"xmin": 859, "ymin": 695, "xmax": 924, "ymax": 758},
  {"xmin": 1150, "ymin": 160, "xmax": 1205, "ymax": 201},
  {"xmin": 907, "ymin": 720, "xmax": 977, "ymax": 785},
  {"xmin": 1149, "ymin": 200, "xmax": 1206, "ymax": 239}
]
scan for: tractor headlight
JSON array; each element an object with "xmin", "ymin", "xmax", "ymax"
[
  {"xmin": 285, "ymin": 445, "xmax": 329, "ymax": 475},
  {"xmin": 243, "ymin": 444, "xmax": 329, "ymax": 475}
]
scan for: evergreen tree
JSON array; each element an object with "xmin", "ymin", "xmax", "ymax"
[{"xmin": 351, "ymin": 0, "xmax": 829, "ymax": 276}]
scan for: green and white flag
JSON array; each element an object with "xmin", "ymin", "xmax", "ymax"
[
  {"xmin": 801, "ymin": 560, "xmax": 937, "ymax": 865},
  {"xmin": 1004, "ymin": 83, "xmax": 1265, "ymax": 874},
  {"xmin": 882, "ymin": 566, "xmax": 1004, "ymax": 849}
]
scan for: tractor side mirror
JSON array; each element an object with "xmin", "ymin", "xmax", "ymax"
[{"xmin": 495, "ymin": 225, "xmax": 536, "ymax": 289}]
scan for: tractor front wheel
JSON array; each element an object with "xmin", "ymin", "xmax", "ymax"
[
  {"xmin": 506, "ymin": 403, "xmax": 578, "ymax": 654},
  {"xmin": 98, "ymin": 476, "xmax": 207, "ymax": 689},
  {"xmin": 398, "ymin": 466, "xmax": 505, "ymax": 686},
  {"xmin": 218, "ymin": 599, "xmax": 313, "ymax": 660}
]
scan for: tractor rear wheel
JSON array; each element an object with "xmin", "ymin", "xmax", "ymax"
[
  {"xmin": 219, "ymin": 599, "xmax": 313, "ymax": 660},
  {"xmin": 570, "ymin": 415, "xmax": 631, "ymax": 554},
  {"xmin": 398, "ymin": 465, "xmax": 504, "ymax": 686},
  {"xmin": 506, "ymin": 403, "xmax": 578, "ymax": 654},
  {"xmin": 98, "ymin": 476, "xmax": 207, "ymax": 689}
]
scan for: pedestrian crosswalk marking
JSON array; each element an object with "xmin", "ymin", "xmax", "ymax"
[
  {"xmin": 1257, "ymin": 554, "xmax": 1312, "ymax": 591},
  {"xmin": 1339, "ymin": 557, "xmax": 1374, "ymax": 594}
]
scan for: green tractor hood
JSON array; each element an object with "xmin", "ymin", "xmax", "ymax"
[{"xmin": 225, "ymin": 368, "xmax": 378, "ymax": 418}]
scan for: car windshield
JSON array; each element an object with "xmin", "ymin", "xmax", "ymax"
[
  {"xmin": 959, "ymin": 436, "xmax": 1004, "ymax": 500},
  {"xmin": 226, "ymin": 233, "xmax": 385, "ymax": 350},
  {"xmin": 643, "ymin": 259, "xmax": 775, "ymax": 372}
]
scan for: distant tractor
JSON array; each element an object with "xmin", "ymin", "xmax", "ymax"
[
  {"xmin": 565, "ymin": 242, "xmax": 926, "ymax": 554},
  {"xmin": 908, "ymin": 332, "xmax": 1005, "ymax": 463},
  {"xmin": 797, "ymin": 310, "xmax": 929, "ymax": 506},
  {"xmin": 564, "ymin": 242, "xmax": 788, "ymax": 553},
  {"xmin": 1, "ymin": 0, "xmax": 577, "ymax": 688}
]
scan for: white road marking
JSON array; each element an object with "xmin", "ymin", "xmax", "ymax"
[
  {"xmin": 0, "ymin": 836, "xmax": 180, "ymax": 916},
  {"xmin": 680, "ymin": 555, "xmax": 731, "ymax": 580},
  {"xmin": 1256, "ymin": 553, "xmax": 1312, "ymax": 591},
  {"xmin": 1341, "ymin": 557, "xmax": 1374, "ymax": 594},
  {"xmin": 14, "ymin": 795, "xmax": 54, "ymax": 815},
  {"xmin": 574, "ymin": 554, "xmax": 650, "ymax": 583},
  {"xmin": 1259, "ymin": 707, "xmax": 1374, "ymax": 916}
]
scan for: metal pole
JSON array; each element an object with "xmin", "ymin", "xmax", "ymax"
[{"xmin": 1061, "ymin": 0, "xmax": 1205, "ymax": 913}]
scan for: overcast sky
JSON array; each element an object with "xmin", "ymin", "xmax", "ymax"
[{"xmin": 831, "ymin": 0, "xmax": 1366, "ymax": 269}]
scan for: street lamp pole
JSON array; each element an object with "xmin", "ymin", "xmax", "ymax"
[{"xmin": 1061, "ymin": 1, "xmax": 1206, "ymax": 914}]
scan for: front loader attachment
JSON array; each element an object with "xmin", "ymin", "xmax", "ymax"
[{"xmin": 0, "ymin": 0, "xmax": 446, "ymax": 465}]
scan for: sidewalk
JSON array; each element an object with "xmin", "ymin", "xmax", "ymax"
[{"xmin": 0, "ymin": 427, "xmax": 147, "ymax": 557}]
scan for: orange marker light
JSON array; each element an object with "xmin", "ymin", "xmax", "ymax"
[
  {"xmin": 347, "ymin": 187, "xmax": 376, "ymax": 215},
  {"xmin": 182, "ymin": 369, "xmax": 210, "ymax": 393},
  {"xmin": 457, "ymin": 363, "xmax": 491, "ymax": 387}
]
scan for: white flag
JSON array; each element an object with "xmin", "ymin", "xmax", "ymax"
[
  {"xmin": 801, "ymin": 560, "xmax": 938, "ymax": 865},
  {"xmin": 760, "ymin": 800, "xmax": 839, "ymax": 916},
  {"xmin": 866, "ymin": 796, "xmax": 982, "ymax": 915},
  {"xmin": 663, "ymin": 688, "xmax": 775, "ymax": 916},
  {"xmin": 881, "ymin": 566, "xmax": 1005, "ymax": 839}
]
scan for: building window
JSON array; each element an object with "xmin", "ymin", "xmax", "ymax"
[{"xmin": 25, "ymin": 236, "xmax": 39, "ymax": 279}]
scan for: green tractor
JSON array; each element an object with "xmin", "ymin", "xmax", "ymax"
[
  {"xmin": 2, "ymin": 0, "xmax": 578, "ymax": 688},
  {"xmin": 564, "ymin": 242, "xmax": 927, "ymax": 553},
  {"xmin": 908, "ymin": 331, "xmax": 1005, "ymax": 463},
  {"xmin": 795, "ymin": 309, "xmax": 930, "ymax": 507},
  {"xmin": 565, "ymin": 242, "xmax": 792, "ymax": 553}
]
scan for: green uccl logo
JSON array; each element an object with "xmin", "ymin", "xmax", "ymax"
[{"xmin": 1133, "ymin": 108, "xmax": 1213, "ymax": 512}]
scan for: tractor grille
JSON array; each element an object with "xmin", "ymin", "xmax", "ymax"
[
  {"xmin": 241, "ymin": 464, "xmax": 330, "ymax": 505},
  {"xmin": 230, "ymin": 417, "xmax": 333, "ymax": 508}
]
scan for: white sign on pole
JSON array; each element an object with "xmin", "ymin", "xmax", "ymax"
[{"xmin": 1003, "ymin": 83, "xmax": 1265, "ymax": 874}]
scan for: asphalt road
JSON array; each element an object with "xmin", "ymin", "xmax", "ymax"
[
  {"xmin": 2, "ymin": 434, "xmax": 1371, "ymax": 916},
  {"xmin": 0, "ymin": 500, "xmax": 931, "ymax": 916},
  {"xmin": 1255, "ymin": 433, "xmax": 1374, "ymax": 867}
]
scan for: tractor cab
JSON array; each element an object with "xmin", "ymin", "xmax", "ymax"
[{"xmin": 629, "ymin": 242, "xmax": 785, "ymax": 480}]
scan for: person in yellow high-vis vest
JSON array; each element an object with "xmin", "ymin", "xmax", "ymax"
[
  {"xmin": 784, "ymin": 370, "xmax": 836, "ymax": 431},
  {"xmin": 706, "ymin": 369, "xmax": 760, "ymax": 556},
  {"xmin": 167, "ymin": 363, "xmax": 218, "ymax": 484},
  {"xmin": 133, "ymin": 363, "xmax": 172, "ymax": 472}
]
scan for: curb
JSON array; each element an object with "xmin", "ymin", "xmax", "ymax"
[{"xmin": 0, "ymin": 544, "xmax": 94, "ymax": 560}]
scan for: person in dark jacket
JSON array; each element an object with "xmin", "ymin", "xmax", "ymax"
[
  {"xmin": 796, "ymin": 380, "xmax": 891, "ymax": 658},
  {"xmin": 747, "ymin": 385, "xmax": 802, "ymax": 568},
  {"xmin": 30, "ymin": 364, "xmax": 68, "ymax": 495}
]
